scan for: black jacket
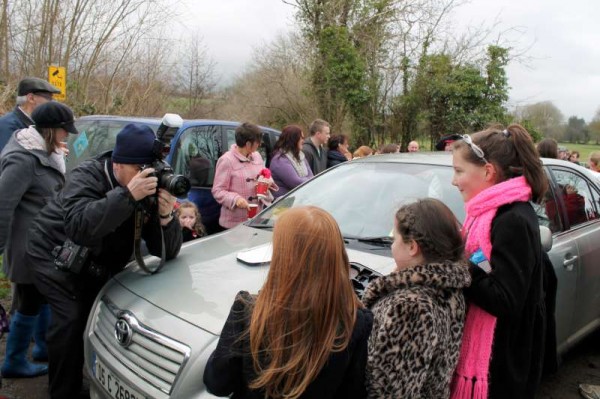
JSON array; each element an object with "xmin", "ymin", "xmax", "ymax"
[
  {"xmin": 27, "ymin": 151, "xmax": 182, "ymax": 291},
  {"xmin": 326, "ymin": 150, "xmax": 347, "ymax": 168},
  {"xmin": 302, "ymin": 138, "xmax": 328, "ymax": 175},
  {"xmin": 465, "ymin": 202, "xmax": 547, "ymax": 399},
  {"xmin": 204, "ymin": 291, "xmax": 374, "ymax": 399}
]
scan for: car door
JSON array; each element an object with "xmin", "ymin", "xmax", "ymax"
[
  {"xmin": 537, "ymin": 170, "xmax": 577, "ymax": 349},
  {"xmin": 550, "ymin": 167, "xmax": 600, "ymax": 342}
]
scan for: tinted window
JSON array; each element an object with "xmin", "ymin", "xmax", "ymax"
[
  {"xmin": 251, "ymin": 162, "xmax": 464, "ymax": 239},
  {"xmin": 172, "ymin": 125, "xmax": 221, "ymax": 187},
  {"xmin": 551, "ymin": 168, "xmax": 600, "ymax": 228},
  {"xmin": 67, "ymin": 120, "xmax": 157, "ymax": 172}
]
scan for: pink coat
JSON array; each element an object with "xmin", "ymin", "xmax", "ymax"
[{"xmin": 212, "ymin": 147, "xmax": 266, "ymax": 229}]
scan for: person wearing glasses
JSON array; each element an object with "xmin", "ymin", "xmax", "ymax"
[
  {"xmin": 450, "ymin": 125, "xmax": 549, "ymax": 399},
  {"xmin": 0, "ymin": 77, "xmax": 61, "ymax": 152}
]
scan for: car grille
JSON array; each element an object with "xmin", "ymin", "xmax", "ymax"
[{"xmin": 93, "ymin": 296, "xmax": 191, "ymax": 395}]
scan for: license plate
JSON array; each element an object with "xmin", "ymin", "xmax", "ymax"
[{"xmin": 95, "ymin": 357, "xmax": 145, "ymax": 399}]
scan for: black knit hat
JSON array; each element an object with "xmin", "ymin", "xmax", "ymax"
[
  {"xmin": 32, "ymin": 102, "xmax": 79, "ymax": 135},
  {"xmin": 112, "ymin": 123, "xmax": 156, "ymax": 165}
]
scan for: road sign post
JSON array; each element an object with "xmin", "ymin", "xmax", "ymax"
[{"xmin": 48, "ymin": 66, "xmax": 66, "ymax": 101}]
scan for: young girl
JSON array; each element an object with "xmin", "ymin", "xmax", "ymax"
[
  {"xmin": 450, "ymin": 125, "xmax": 549, "ymax": 398},
  {"xmin": 363, "ymin": 198, "xmax": 470, "ymax": 398},
  {"xmin": 176, "ymin": 201, "xmax": 206, "ymax": 242},
  {"xmin": 203, "ymin": 206, "xmax": 373, "ymax": 399}
]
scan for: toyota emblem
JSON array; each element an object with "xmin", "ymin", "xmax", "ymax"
[{"xmin": 114, "ymin": 318, "xmax": 133, "ymax": 348}]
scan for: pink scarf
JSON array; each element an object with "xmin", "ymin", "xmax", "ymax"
[{"xmin": 450, "ymin": 176, "xmax": 532, "ymax": 399}]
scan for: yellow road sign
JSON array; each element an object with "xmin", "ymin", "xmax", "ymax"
[{"xmin": 48, "ymin": 66, "xmax": 66, "ymax": 101}]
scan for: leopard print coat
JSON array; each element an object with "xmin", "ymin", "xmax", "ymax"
[{"xmin": 363, "ymin": 261, "xmax": 470, "ymax": 399}]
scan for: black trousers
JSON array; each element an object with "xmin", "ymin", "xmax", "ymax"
[
  {"xmin": 13, "ymin": 283, "xmax": 46, "ymax": 316},
  {"xmin": 32, "ymin": 257, "xmax": 105, "ymax": 399}
]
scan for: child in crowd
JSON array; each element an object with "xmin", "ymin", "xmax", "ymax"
[
  {"xmin": 176, "ymin": 201, "xmax": 206, "ymax": 242},
  {"xmin": 363, "ymin": 198, "xmax": 470, "ymax": 398},
  {"xmin": 451, "ymin": 125, "xmax": 549, "ymax": 398},
  {"xmin": 204, "ymin": 206, "xmax": 373, "ymax": 399}
]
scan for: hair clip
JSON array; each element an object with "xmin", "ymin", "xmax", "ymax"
[{"xmin": 502, "ymin": 129, "xmax": 511, "ymax": 137}]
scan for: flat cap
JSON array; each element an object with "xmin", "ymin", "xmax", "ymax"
[{"xmin": 17, "ymin": 77, "xmax": 61, "ymax": 96}]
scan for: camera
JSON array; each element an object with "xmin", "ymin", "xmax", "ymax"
[
  {"xmin": 145, "ymin": 113, "xmax": 191, "ymax": 199},
  {"xmin": 52, "ymin": 239, "xmax": 90, "ymax": 274}
]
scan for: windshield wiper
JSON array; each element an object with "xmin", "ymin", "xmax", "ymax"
[
  {"xmin": 247, "ymin": 223, "xmax": 274, "ymax": 229},
  {"xmin": 356, "ymin": 236, "xmax": 393, "ymax": 245}
]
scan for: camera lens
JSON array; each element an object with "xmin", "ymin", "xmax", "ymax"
[{"xmin": 165, "ymin": 175, "xmax": 191, "ymax": 198}]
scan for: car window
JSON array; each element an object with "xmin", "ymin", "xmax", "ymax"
[
  {"xmin": 67, "ymin": 120, "xmax": 157, "ymax": 172},
  {"xmin": 551, "ymin": 168, "xmax": 600, "ymax": 228},
  {"xmin": 225, "ymin": 126, "xmax": 269, "ymax": 162},
  {"xmin": 171, "ymin": 125, "xmax": 221, "ymax": 187},
  {"xmin": 532, "ymin": 170, "xmax": 563, "ymax": 234},
  {"xmin": 251, "ymin": 162, "xmax": 465, "ymax": 239}
]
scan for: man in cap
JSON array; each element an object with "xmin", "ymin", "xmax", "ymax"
[
  {"xmin": 27, "ymin": 123, "xmax": 182, "ymax": 398},
  {"xmin": 435, "ymin": 133, "xmax": 463, "ymax": 151},
  {"xmin": 0, "ymin": 77, "xmax": 61, "ymax": 151}
]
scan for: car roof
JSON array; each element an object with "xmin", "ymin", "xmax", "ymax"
[
  {"xmin": 76, "ymin": 115, "xmax": 279, "ymax": 132},
  {"xmin": 350, "ymin": 152, "xmax": 595, "ymax": 173}
]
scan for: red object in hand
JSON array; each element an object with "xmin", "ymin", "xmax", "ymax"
[
  {"xmin": 260, "ymin": 168, "xmax": 271, "ymax": 179},
  {"xmin": 247, "ymin": 204, "xmax": 259, "ymax": 219}
]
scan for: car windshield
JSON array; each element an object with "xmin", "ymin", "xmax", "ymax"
[{"xmin": 249, "ymin": 161, "xmax": 465, "ymax": 239}]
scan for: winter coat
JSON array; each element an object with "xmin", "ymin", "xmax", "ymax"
[
  {"xmin": 363, "ymin": 261, "xmax": 470, "ymax": 399},
  {"xmin": 0, "ymin": 128, "xmax": 65, "ymax": 283},
  {"xmin": 212, "ymin": 147, "xmax": 266, "ymax": 229},
  {"xmin": 302, "ymin": 138, "xmax": 327, "ymax": 175},
  {"xmin": 465, "ymin": 202, "xmax": 546, "ymax": 398},
  {"xmin": 270, "ymin": 152, "xmax": 313, "ymax": 198},
  {"xmin": 327, "ymin": 150, "xmax": 347, "ymax": 168},
  {"xmin": 0, "ymin": 106, "xmax": 33, "ymax": 151},
  {"xmin": 204, "ymin": 291, "xmax": 374, "ymax": 399},
  {"xmin": 27, "ymin": 151, "xmax": 182, "ymax": 294}
]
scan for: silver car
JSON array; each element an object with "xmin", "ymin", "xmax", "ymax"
[{"xmin": 83, "ymin": 153, "xmax": 600, "ymax": 399}]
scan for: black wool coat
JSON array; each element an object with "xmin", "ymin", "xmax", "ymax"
[
  {"xmin": 465, "ymin": 201, "xmax": 547, "ymax": 399},
  {"xmin": 204, "ymin": 291, "xmax": 374, "ymax": 399},
  {"xmin": 326, "ymin": 150, "xmax": 347, "ymax": 168}
]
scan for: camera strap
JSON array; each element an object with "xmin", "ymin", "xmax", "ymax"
[{"xmin": 133, "ymin": 204, "xmax": 166, "ymax": 275}]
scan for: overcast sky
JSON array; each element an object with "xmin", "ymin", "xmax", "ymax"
[{"xmin": 177, "ymin": 0, "xmax": 599, "ymax": 122}]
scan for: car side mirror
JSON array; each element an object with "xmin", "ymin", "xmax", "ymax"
[{"xmin": 540, "ymin": 226, "xmax": 553, "ymax": 252}]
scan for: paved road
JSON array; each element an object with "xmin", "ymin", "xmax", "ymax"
[{"xmin": 0, "ymin": 329, "xmax": 598, "ymax": 398}]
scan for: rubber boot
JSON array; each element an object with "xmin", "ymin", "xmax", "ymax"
[
  {"xmin": 32, "ymin": 304, "xmax": 50, "ymax": 362},
  {"xmin": 1, "ymin": 312, "xmax": 48, "ymax": 378}
]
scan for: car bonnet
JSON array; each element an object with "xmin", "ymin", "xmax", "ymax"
[{"xmin": 113, "ymin": 225, "xmax": 396, "ymax": 335}]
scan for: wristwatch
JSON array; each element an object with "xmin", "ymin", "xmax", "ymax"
[{"xmin": 159, "ymin": 210, "xmax": 175, "ymax": 219}]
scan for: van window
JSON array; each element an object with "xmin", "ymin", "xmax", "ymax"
[
  {"xmin": 172, "ymin": 125, "xmax": 221, "ymax": 187},
  {"xmin": 67, "ymin": 120, "xmax": 131, "ymax": 172}
]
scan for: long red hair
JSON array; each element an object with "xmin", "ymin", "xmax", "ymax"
[{"xmin": 248, "ymin": 206, "xmax": 360, "ymax": 398}]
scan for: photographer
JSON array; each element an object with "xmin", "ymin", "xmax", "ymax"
[{"xmin": 27, "ymin": 123, "xmax": 182, "ymax": 399}]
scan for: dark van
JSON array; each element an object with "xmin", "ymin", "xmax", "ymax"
[{"xmin": 68, "ymin": 116, "xmax": 280, "ymax": 234}]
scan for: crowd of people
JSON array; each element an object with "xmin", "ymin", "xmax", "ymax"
[{"xmin": 0, "ymin": 76, "xmax": 594, "ymax": 399}]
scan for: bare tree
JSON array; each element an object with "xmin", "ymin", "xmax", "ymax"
[{"xmin": 176, "ymin": 33, "xmax": 217, "ymax": 118}]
